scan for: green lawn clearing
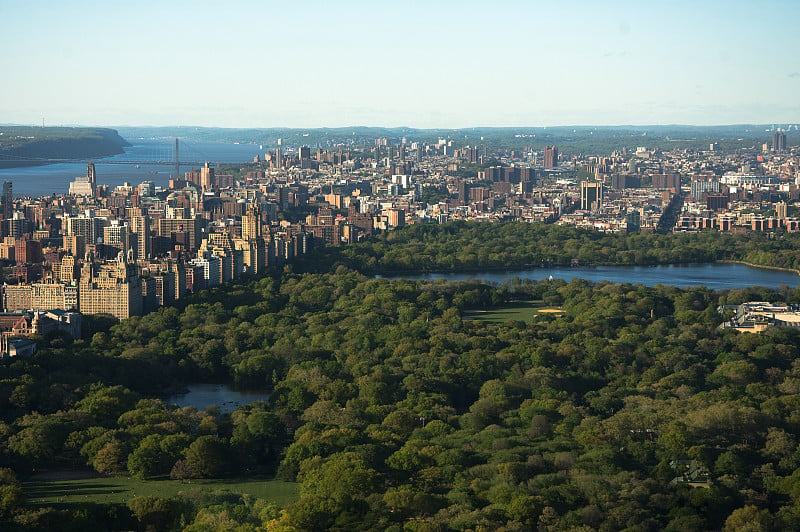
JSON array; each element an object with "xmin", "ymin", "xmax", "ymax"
[
  {"xmin": 464, "ymin": 301, "xmax": 563, "ymax": 323},
  {"xmin": 24, "ymin": 473, "xmax": 298, "ymax": 507}
]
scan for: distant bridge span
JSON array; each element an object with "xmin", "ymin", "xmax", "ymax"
[
  {"xmin": 0, "ymin": 156, "xmax": 213, "ymax": 166},
  {"xmin": 0, "ymin": 138, "xmax": 216, "ymax": 169}
]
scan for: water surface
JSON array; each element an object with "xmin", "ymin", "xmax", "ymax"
[
  {"xmin": 167, "ymin": 383, "xmax": 269, "ymax": 415},
  {"xmin": 382, "ymin": 263, "xmax": 799, "ymax": 290},
  {"xmin": 0, "ymin": 139, "xmax": 261, "ymax": 197}
]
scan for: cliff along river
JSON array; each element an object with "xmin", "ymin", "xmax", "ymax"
[{"xmin": 0, "ymin": 138, "xmax": 262, "ymax": 197}]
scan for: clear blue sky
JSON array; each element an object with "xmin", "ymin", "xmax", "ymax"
[{"xmin": 2, "ymin": 0, "xmax": 799, "ymax": 128}]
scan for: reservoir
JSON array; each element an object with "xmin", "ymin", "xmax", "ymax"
[
  {"xmin": 382, "ymin": 263, "xmax": 800, "ymax": 291},
  {"xmin": 167, "ymin": 383, "xmax": 269, "ymax": 415}
]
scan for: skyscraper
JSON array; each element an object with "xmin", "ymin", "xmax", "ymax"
[
  {"xmin": 543, "ymin": 146, "xmax": 559, "ymax": 169},
  {"xmin": 1, "ymin": 181, "xmax": 12, "ymax": 220},
  {"xmin": 580, "ymin": 181, "xmax": 602, "ymax": 211},
  {"xmin": 199, "ymin": 162, "xmax": 215, "ymax": 191},
  {"xmin": 773, "ymin": 131, "xmax": 787, "ymax": 152},
  {"xmin": 242, "ymin": 203, "xmax": 262, "ymax": 241},
  {"xmin": 130, "ymin": 215, "xmax": 151, "ymax": 261},
  {"xmin": 68, "ymin": 163, "xmax": 97, "ymax": 197},
  {"xmin": 79, "ymin": 251, "xmax": 142, "ymax": 319}
]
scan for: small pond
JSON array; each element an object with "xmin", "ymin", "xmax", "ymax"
[{"xmin": 167, "ymin": 383, "xmax": 270, "ymax": 414}]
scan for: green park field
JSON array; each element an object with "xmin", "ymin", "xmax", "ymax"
[
  {"xmin": 464, "ymin": 301, "xmax": 563, "ymax": 323},
  {"xmin": 23, "ymin": 474, "xmax": 298, "ymax": 507}
]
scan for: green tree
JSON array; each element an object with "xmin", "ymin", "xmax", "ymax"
[
  {"xmin": 723, "ymin": 505, "xmax": 774, "ymax": 532},
  {"xmin": 128, "ymin": 434, "xmax": 169, "ymax": 479},
  {"xmin": 0, "ymin": 468, "xmax": 23, "ymax": 518},
  {"xmin": 127, "ymin": 496, "xmax": 188, "ymax": 532},
  {"xmin": 182, "ymin": 436, "xmax": 229, "ymax": 478},
  {"xmin": 93, "ymin": 439, "xmax": 129, "ymax": 475}
]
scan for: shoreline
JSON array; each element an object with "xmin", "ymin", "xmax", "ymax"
[
  {"xmin": 715, "ymin": 260, "xmax": 800, "ymax": 276},
  {"xmin": 375, "ymin": 260, "xmax": 800, "ymax": 277}
]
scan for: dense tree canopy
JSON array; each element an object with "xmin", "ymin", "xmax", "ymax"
[
  {"xmin": 3, "ymin": 221, "xmax": 800, "ymax": 530},
  {"xmin": 299, "ymin": 221, "xmax": 800, "ymax": 274}
]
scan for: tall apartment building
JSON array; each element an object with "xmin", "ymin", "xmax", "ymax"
[
  {"xmin": 200, "ymin": 162, "xmax": 215, "ymax": 191},
  {"xmin": 59, "ymin": 254, "xmax": 78, "ymax": 284},
  {"xmin": 234, "ymin": 237, "xmax": 267, "ymax": 275},
  {"xmin": 275, "ymin": 139, "xmax": 283, "ymax": 170},
  {"xmin": 690, "ymin": 178, "xmax": 721, "ymax": 200},
  {"xmin": 241, "ymin": 203, "xmax": 262, "ymax": 241},
  {"xmin": 68, "ymin": 163, "xmax": 97, "ymax": 197},
  {"xmin": 543, "ymin": 146, "xmax": 559, "ymax": 169},
  {"xmin": 158, "ymin": 216, "xmax": 200, "ymax": 252},
  {"xmin": 189, "ymin": 252, "xmax": 221, "ymax": 289},
  {"xmin": 2, "ymin": 281, "xmax": 78, "ymax": 312},
  {"xmin": 1, "ymin": 181, "xmax": 12, "ymax": 220},
  {"xmin": 130, "ymin": 215, "xmax": 151, "ymax": 261},
  {"xmin": 65, "ymin": 212, "xmax": 99, "ymax": 245},
  {"xmin": 103, "ymin": 220, "xmax": 129, "ymax": 252},
  {"xmin": 78, "ymin": 252, "xmax": 143, "ymax": 320},
  {"xmin": 580, "ymin": 181, "xmax": 603, "ymax": 211},
  {"xmin": 170, "ymin": 260, "xmax": 187, "ymax": 301},
  {"xmin": 773, "ymin": 131, "xmax": 787, "ymax": 153},
  {"xmin": 651, "ymin": 173, "xmax": 681, "ymax": 190},
  {"xmin": 14, "ymin": 238, "xmax": 43, "ymax": 264}
]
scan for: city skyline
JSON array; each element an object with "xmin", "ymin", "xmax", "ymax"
[{"xmin": 2, "ymin": 0, "xmax": 800, "ymax": 128}]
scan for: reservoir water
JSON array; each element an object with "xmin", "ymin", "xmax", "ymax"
[
  {"xmin": 0, "ymin": 139, "xmax": 262, "ymax": 197},
  {"xmin": 383, "ymin": 263, "xmax": 800, "ymax": 291}
]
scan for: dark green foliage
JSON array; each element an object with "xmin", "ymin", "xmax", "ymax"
[
  {"xmin": 6, "ymin": 222, "xmax": 800, "ymax": 529},
  {"xmin": 300, "ymin": 221, "xmax": 800, "ymax": 274},
  {"xmin": 0, "ymin": 126, "xmax": 129, "ymax": 168}
]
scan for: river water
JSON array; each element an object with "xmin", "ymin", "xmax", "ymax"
[
  {"xmin": 0, "ymin": 139, "xmax": 262, "ymax": 197},
  {"xmin": 383, "ymin": 263, "xmax": 800, "ymax": 290}
]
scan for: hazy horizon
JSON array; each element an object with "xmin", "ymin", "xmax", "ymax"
[
  {"xmin": 3, "ymin": 0, "xmax": 800, "ymax": 128},
  {"xmin": 2, "ymin": 123, "xmax": 797, "ymax": 131}
]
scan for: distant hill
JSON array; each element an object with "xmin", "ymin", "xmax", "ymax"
[
  {"xmin": 0, "ymin": 126, "xmax": 129, "ymax": 168},
  {"xmin": 114, "ymin": 124, "xmax": 797, "ymax": 155}
]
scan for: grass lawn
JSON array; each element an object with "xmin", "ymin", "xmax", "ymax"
[
  {"xmin": 24, "ymin": 474, "xmax": 298, "ymax": 507},
  {"xmin": 464, "ymin": 300, "xmax": 563, "ymax": 323}
]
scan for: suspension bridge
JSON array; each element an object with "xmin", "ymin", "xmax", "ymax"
[{"xmin": 0, "ymin": 139, "xmax": 216, "ymax": 175}]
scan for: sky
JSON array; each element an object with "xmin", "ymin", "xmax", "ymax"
[{"xmin": 2, "ymin": 0, "xmax": 799, "ymax": 128}]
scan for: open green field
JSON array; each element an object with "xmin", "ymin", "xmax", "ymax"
[
  {"xmin": 464, "ymin": 300, "xmax": 563, "ymax": 323},
  {"xmin": 23, "ymin": 475, "xmax": 298, "ymax": 507}
]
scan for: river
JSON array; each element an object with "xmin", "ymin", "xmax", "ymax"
[
  {"xmin": 382, "ymin": 263, "xmax": 800, "ymax": 290},
  {"xmin": 0, "ymin": 139, "xmax": 262, "ymax": 197}
]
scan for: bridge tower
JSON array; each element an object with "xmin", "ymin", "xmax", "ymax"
[{"xmin": 174, "ymin": 138, "xmax": 180, "ymax": 180}]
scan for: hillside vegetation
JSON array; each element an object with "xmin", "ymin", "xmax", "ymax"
[{"xmin": 0, "ymin": 127, "xmax": 129, "ymax": 168}]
